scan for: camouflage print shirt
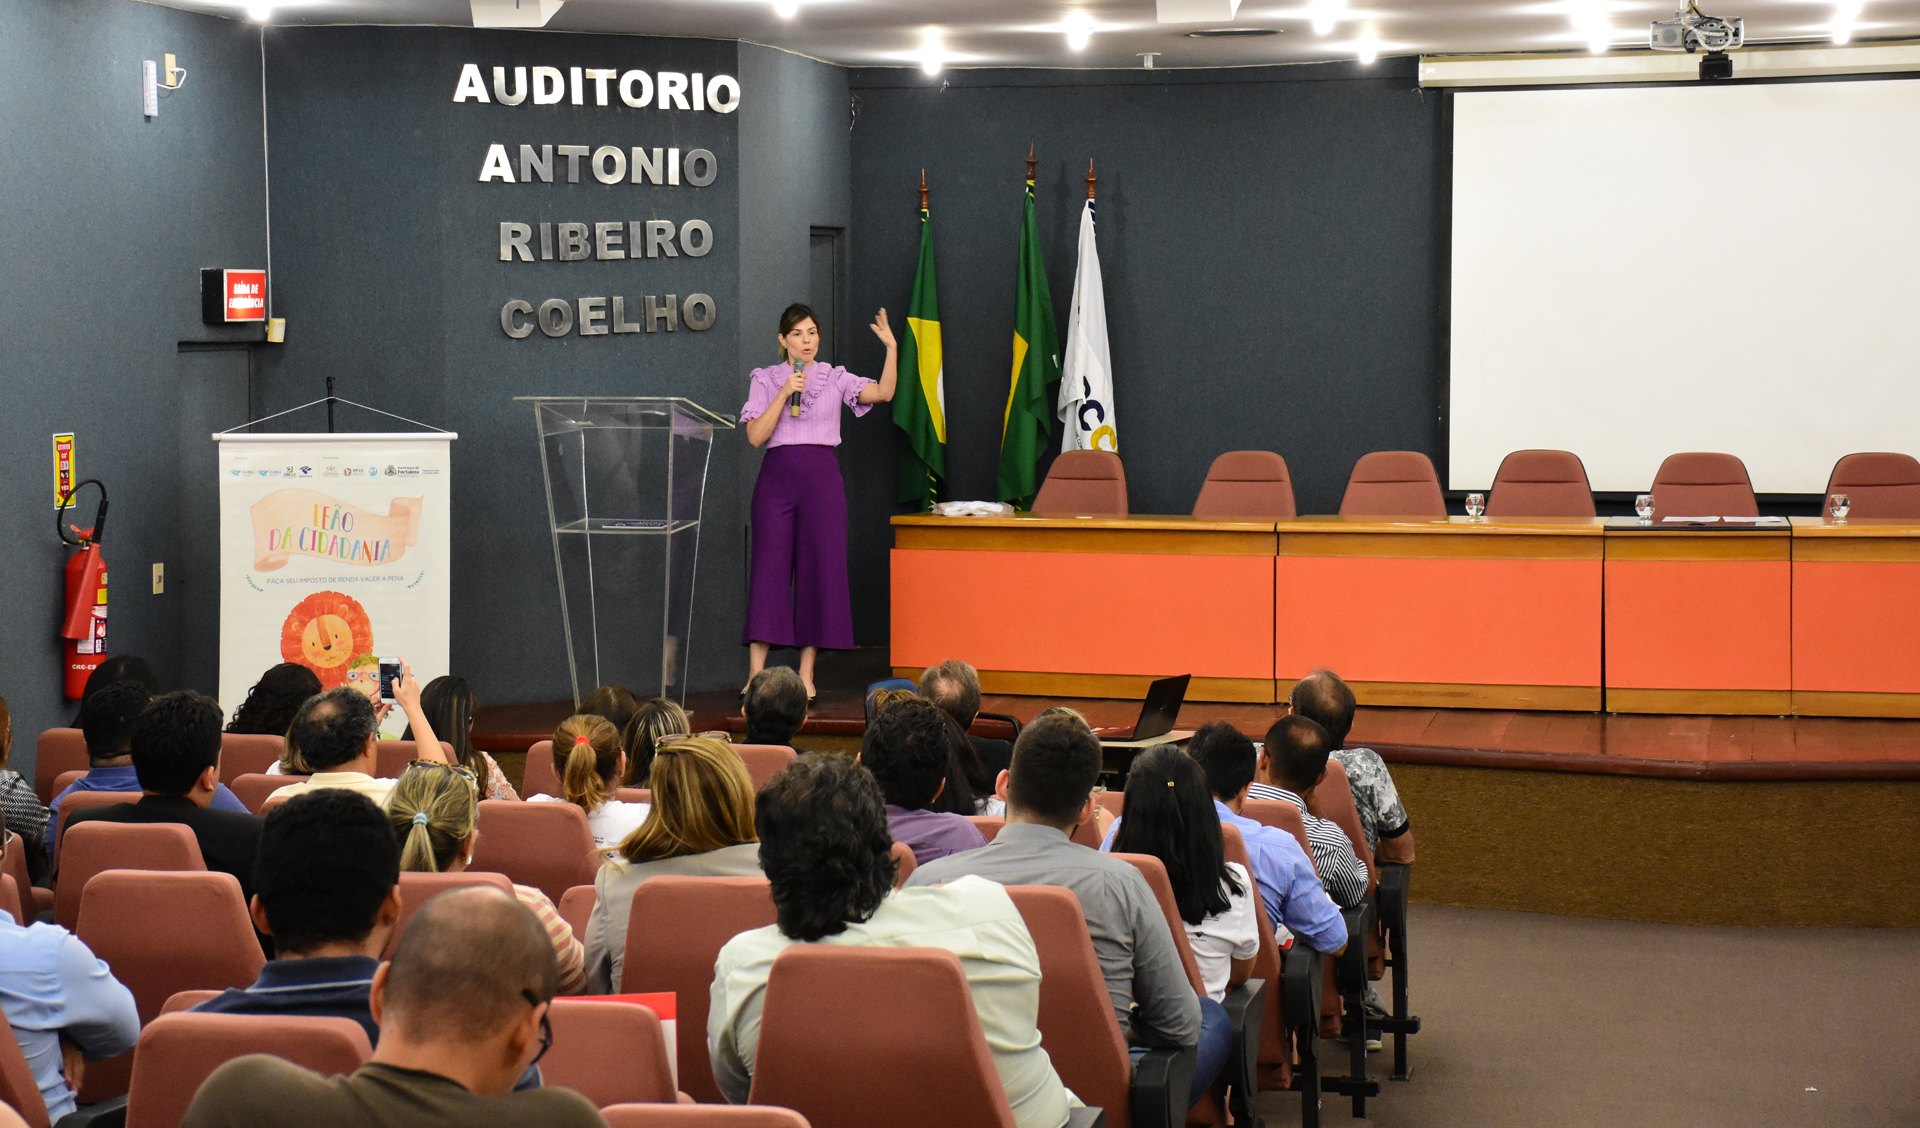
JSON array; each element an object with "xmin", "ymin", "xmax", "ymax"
[{"xmin": 1330, "ymin": 747, "xmax": 1409, "ymax": 854}]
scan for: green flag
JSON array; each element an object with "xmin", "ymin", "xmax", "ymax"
[
  {"xmin": 997, "ymin": 167, "xmax": 1062, "ymax": 508},
  {"xmin": 893, "ymin": 206, "xmax": 946, "ymax": 509}
]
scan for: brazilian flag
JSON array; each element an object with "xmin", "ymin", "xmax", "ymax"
[
  {"xmin": 997, "ymin": 168, "xmax": 1062, "ymax": 508},
  {"xmin": 894, "ymin": 206, "xmax": 946, "ymax": 509}
]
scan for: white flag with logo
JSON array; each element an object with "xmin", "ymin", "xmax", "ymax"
[{"xmin": 1057, "ymin": 197, "xmax": 1117, "ymax": 453}]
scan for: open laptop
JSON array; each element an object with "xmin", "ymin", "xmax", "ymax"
[{"xmin": 1093, "ymin": 674, "xmax": 1193, "ymax": 748}]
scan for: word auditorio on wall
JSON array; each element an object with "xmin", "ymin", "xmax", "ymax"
[
  {"xmin": 500, "ymin": 294, "xmax": 716, "ymax": 339},
  {"xmin": 454, "ymin": 65, "xmax": 739, "ymax": 114}
]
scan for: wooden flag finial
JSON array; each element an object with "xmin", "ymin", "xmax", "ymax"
[
  {"xmin": 1086, "ymin": 158, "xmax": 1097, "ymax": 201},
  {"xmin": 1025, "ymin": 142, "xmax": 1037, "ymax": 184},
  {"xmin": 918, "ymin": 168, "xmax": 929, "ymax": 210}
]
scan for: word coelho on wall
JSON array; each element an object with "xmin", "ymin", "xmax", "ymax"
[
  {"xmin": 500, "ymin": 294, "xmax": 716, "ymax": 338},
  {"xmin": 454, "ymin": 65, "xmax": 739, "ymax": 113},
  {"xmin": 499, "ymin": 220, "xmax": 711, "ymax": 262},
  {"xmin": 478, "ymin": 143, "xmax": 716, "ymax": 186}
]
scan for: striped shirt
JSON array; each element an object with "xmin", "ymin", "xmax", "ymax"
[
  {"xmin": 513, "ymin": 884, "xmax": 586, "ymax": 997},
  {"xmin": 1246, "ymin": 784, "xmax": 1369, "ymax": 908}
]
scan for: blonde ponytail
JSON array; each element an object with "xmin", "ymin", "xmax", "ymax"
[
  {"xmin": 399, "ymin": 818, "xmax": 441, "ymax": 873},
  {"xmin": 553, "ymin": 714, "xmax": 620, "ymax": 813},
  {"xmin": 387, "ymin": 763, "xmax": 479, "ymax": 873}
]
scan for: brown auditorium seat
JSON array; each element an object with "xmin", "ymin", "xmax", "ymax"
[
  {"xmin": 1338, "ymin": 452, "xmax": 1445, "ymax": 517},
  {"xmin": 964, "ymin": 815, "xmax": 1004, "ymax": 841},
  {"xmin": 1485, "ymin": 450, "xmax": 1596, "ymax": 518},
  {"xmin": 621, "ymin": 876, "xmax": 777, "ymax": 1101},
  {"xmin": 524, "ymin": 740, "xmax": 560, "ymax": 798},
  {"xmin": 749, "ymin": 947, "xmax": 1034, "ymax": 1128},
  {"xmin": 375, "ymin": 739, "xmax": 455, "ymax": 779},
  {"xmin": 543, "ymin": 999, "xmax": 680, "ymax": 1107},
  {"xmin": 1031, "ymin": 450, "xmax": 1129, "ymax": 518},
  {"xmin": 1649, "ymin": 452, "xmax": 1757, "ymax": 517},
  {"xmin": 56, "ymin": 822, "xmax": 206, "ymax": 930},
  {"xmin": 601, "ymin": 1107, "xmax": 811, "ymax": 1128},
  {"xmin": 230, "ymin": 772, "xmax": 303, "ymax": 815},
  {"xmin": 1193, "ymin": 451, "xmax": 1296, "ymax": 519},
  {"xmin": 218, "ymin": 734, "xmax": 286, "ymax": 783},
  {"xmin": 383, "ymin": 871, "xmax": 515, "ymax": 958},
  {"xmin": 468, "ymin": 800, "xmax": 599, "ymax": 905},
  {"xmin": 0, "ymin": 1013, "xmax": 55, "ymax": 1128},
  {"xmin": 55, "ymin": 790, "xmax": 141, "ymax": 853},
  {"xmin": 557, "ymin": 884, "xmax": 596, "ymax": 952},
  {"xmin": 124, "ymin": 1013, "xmax": 370, "ymax": 1128},
  {"xmin": 1824, "ymin": 453, "xmax": 1920, "ymax": 518},
  {"xmin": 50, "ymin": 771, "xmax": 85, "ymax": 804},
  {"xmin": 889, "ymin": 841, "xmax": 917, "ymax": 890},
  {"xmin": 34, "ymin": 729, "xmax": 89, "ymax": 805},
  {"xmin": 731, "ymin": 745, "xmax": 797, "ymax": 792},
  {"xmin": 0, "ymin": 876, "xmax": 20, "ymax": 928},
  {"xmin": 4, "ymin": 833, "xmax": 50, "ymax": 921}
]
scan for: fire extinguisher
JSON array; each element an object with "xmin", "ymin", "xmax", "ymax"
[{"xmin": 57, "ymin": 479, "xmax": 110, "ymax": 701}]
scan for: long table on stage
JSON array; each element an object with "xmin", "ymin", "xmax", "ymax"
[{"xmin": 889, "ymin": 513, "xmax": 1920, "ymax": 716}]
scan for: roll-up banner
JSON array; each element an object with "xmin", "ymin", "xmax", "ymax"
[{"xmin": 216, "ymin": 433, "xmax": 454, "ymax": 736}]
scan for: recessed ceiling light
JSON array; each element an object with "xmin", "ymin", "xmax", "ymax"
[
  {"xmin": 773, "ymin": 0, "xmax": 798, "ymax": 18},
  {"xmin": 247, "ymin": 3, "xmax": 271, "ymax": 20},
  {"xmin": 1184, "ymin": 27, "xmax": 1280, "ymax": 37}
]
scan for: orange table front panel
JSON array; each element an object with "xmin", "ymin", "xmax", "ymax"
[
  {"xmin": 1793, "ymin": 560, "xmax": 1920, "ymax": 693},
  {"xmin": 1274, "ymin": 555, "xmax": 1602, "ymax": 688},
  {"xmin": 891, "ymin": 548, "xmax": 1275, "ymax": 681},
  {"xmin": 1604, "ymin": 556, "xmax": 1792, "ymax": 705}
]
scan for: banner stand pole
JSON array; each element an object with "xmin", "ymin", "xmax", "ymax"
[{"xmin": 326, "ymin": 377, "xmax": 335, "ymax": 433}]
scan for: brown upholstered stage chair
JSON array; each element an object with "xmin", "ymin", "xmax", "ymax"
[
  {"xmin": 1031, "ymin": 450, "xmax": 1128, "ymax": 517},
  {"xmin": 469, "ymin": 799, "xmax": 599, "ymax": 905},
  {"xmin": 124, "ymin": 1013, "xmax": 370, "ymax": 1128},
  {"xmin": 1485, "ymin": 450, "xmax": 1595, "ymax": 518},
  {"xmin": 543, "ymin": 999, "xmax": 681, "ymax": 1107},
  {"xmin": 1649, "ymin": 452, "xmax": 1757, "ymax": 517},
  {"xmin": 1192, "ymin": 451, "xmax": 1296, "ymax": 519},
  {"xmin": 1823, "ymin": 453, "xmax": 1920, "ymax": 518},
  {"xmin": 1338, "ymin": 452, "xmax": 1445, "ymax": 517},
  {"xmin": 56, "ymin": 822, "xmax": 206, "ymax": 930}
]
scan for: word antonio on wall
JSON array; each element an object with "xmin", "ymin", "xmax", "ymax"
[
  {"xmin": 477, "ymin": 143, "xmax": 716, "ymax": 186},
  {"xmin": 453, "ymin": 65, "xmax": 740, "ymax": 113}
]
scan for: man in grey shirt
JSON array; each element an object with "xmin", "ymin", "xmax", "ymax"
[{"xmin": 907, "ymin": 713, "xmax": 1227, "ymax": 1104}]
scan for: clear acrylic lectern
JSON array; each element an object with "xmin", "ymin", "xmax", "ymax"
[{"xmin": 518, "ymin": 397, "xmax": 733, "ymax": 706}]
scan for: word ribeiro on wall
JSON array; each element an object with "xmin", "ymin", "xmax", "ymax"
[{"xmin": 457, "ymin": 62, "xmax": 735, "ymax": 342}]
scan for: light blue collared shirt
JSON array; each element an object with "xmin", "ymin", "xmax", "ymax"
[
  {"xmin": 1212, "ymin": 801, "xmax": 1348, "ymax": 954},
  {"xmin": 0, "ymin": 918, "xmax": 138, "ymax": 1120}
]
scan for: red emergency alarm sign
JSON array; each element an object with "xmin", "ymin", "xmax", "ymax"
[{"xmin": 201, "ymin": 268, "xmax": 267, "ymax": 324}]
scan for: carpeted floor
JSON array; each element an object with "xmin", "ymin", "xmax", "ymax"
[{"xmin": 1249, "ymin": 904, "xmax": 1920, "ymax": 1127}]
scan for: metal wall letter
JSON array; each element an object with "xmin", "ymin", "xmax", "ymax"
[
  {"xmin": 684, "ymin": 149, "xmax": 717, "ymax": 187},
  {"xmin": 682, "ymin": 293, "xmax": 716, "ymax": 330},
  {"xmin": 591, "ymin": 145, "xmax": 627, "ymax": 185},
  {"xmin": 500, "ymin": 299, "xmax": 534, "ymax": 338},
  {"xmin": 557, "ymin": 223, "xmax": 589, "ymax": 262},
  {"xmin": 537, "ymin": 298, "xmax": 574, "ymax": 336},
  {"xmin": 678, "ymin": 219, "xmax": 712, "ymax": 257},
  {"xmin": 577, "ymin": 296, "xmax": 608, "ymax": 335},
  {"xmin": 643, "ymin": 294, "xmax": 677, "ymax": 332},
  {"xmin": 611, "ymin": 296, "xmax": 641, "ymax": 333},
  {"xmin": 594, "ymin": 222, "xmax": 625, "ymax": 260},
  {"xmin": 500, "ymin": 222, "xmax": 533, "ymax": 262},
  {"xmin": 493, "ymin": 66, "xmax": 527, "ymax": 105}
]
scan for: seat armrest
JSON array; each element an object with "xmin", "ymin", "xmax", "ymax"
[
  {"xmin": 1065, "ymin": 1107, "xmax": 1107, "ymax": 1128},
  {"xmin": 1375, "ymin": 863, "xmax": 1410, "ymax": 933},
  {"xmin": 56, "ymin": 1096, "xmax": 128, "ymax": 1128},
  {"xmin": 1221, "ymin": 977, "xmax": 1267, "ymax": 1124},
  {"xmin": 1335, "ymin": 903, "xmax": 1374, "ymax": 993},
  {"xmin": 1130, "ymin": 1044, "xmax": 1196, "ymax": 1128},
  {"xmin": 1280, "ymin": 944, "xmax": 1324, "ymax": 1033}
]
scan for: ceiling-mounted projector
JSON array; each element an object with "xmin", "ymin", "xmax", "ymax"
[
  {"xmin": 1649, "ymin": 1, "xmax": 1743, "ymax": 53},
  {"xmin": 472, "ymin": 0, "xmax": 563, "ymax": 28}
]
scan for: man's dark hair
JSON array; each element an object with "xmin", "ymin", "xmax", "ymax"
[
  {"xmin": 288, "ymin": 687, "xmax": 379, "ymax": 771},
  {"xmin": 917, "ymin": 660, "xmax": 982, "ymax": 728},
  {"xmin": 756, "ymin": 754, "xmax": 895, "ymax": 943},
  {"xmin": 1006, "ymin": 712, "xmax": 1101, "ymax": 826},
  {"xmin": 79, "ymin": 656, "xmax": 158, "ymax": 704},
  {"xmin": 131, "ymin": 691, "xmax": 224, "ymax": 796},
  {"xmin": 1187, "ymin": 720, "xmax": 1257, "ymax": 802},
  {"xmin": 254, "ymin": 789, "xmax": 399, "ymax": 955},
  {"xmin": 744, "ymin": 667, "xmax": 807, "ymax": 747},
  {"xmin": 1264, "ymin": 714, "xmax": 1333, "ymax": 794},
  {"xmin": 1289, "ymin": 670, "xmax": 1357, "ymax": 749},
  {"xmin": 861, "ymin": 697, "xmax": 953, "ymax": 810},
  {"xmin": 385, "ymin": 887, "xmax": 558, "ymax": 1042},
  {"xmin": 79, "ymin": 680, "xmax": 153, "ymax": 763}
]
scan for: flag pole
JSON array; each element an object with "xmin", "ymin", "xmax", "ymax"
[
  {"xmin": 1086, "ymin": 158, "xmax": 1097, "ymax": 201},
  {"xmin": 919, "ymin": 168, "xmax": 929, "ymax": 210},
  {"xmin": 1026, "ymin": 142, "xmax": 1036, "ymax": 185}
]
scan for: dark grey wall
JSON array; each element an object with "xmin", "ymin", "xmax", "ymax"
[
  {"xmin": 0, "ymin": 0, "xmax": 266, "ymax": 767},
  {"xmin": 840, "ymin": 61, "xmax": 1445, "ymax": 641}
]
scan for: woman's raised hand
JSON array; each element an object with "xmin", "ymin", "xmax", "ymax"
[{"xmin": 870, "ymin": 308, "xmax": 896, "ymax": 350}]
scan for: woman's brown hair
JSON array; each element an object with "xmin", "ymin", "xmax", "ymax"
[
  {"xmin": 552, "ymin": 714, "xmax": 622, "ymax": 813},
  {"xmin": 617, "ymin": 735, "xmax": 757, "ymax": 864},
  {"xmin": 621, "ymin": 698, "xmax": 689, "ymax": 786}
]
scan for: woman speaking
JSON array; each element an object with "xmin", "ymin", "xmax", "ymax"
[{"xmin": 741, "ymin": 303, "xmax": 896, "ymax": 700}]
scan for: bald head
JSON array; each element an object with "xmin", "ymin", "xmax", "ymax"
[
  {"xmin": 1289, "ymin": 669, "xmax": 1356, "ymax": 749},
  {"xmin": 383, "ymin": 887, "xmax": 557, "ymax": 1043}
]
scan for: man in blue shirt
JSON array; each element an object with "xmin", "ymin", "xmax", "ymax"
[
  {"xmin": 1185, "ymin": 724, "xmax": 1348, "ymax": 957},
  {"xmin": 50, "ymin": 681, "xmax": 248, "ymax": 865},
  {"xmin": 0, "ymin": 830, "xmax": 139, "ymax": 1120}
]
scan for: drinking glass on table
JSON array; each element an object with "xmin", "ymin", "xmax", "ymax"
[
  {"xmin": 1464, "ymin": 493, "xmax": 1485, "ymax": 519},
  {"xmin": 1635, "ymin": 494, "xmax": 1655, "ymax": 523},
  {"xmin": 1830, "ymin": 493, "xmax": 1851, "ymax": 521}
]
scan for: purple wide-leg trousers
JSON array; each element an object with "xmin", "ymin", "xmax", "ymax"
[{"xmin": 744, "ymin": 444, "xmax": 854, "ymax": 649}]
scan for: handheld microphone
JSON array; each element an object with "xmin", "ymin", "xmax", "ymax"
[{"xmin": 788, "ymin": 357, "xmax": 806, "ymax": 417}]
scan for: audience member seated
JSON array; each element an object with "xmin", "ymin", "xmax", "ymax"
[
  {"xmin": 859, "ymin": 697, "xmax": 987, "ymax": 865},
  {"xmin": 71, "ymin": 655, "xmax": 159, "ymax": 724},
  {"xmin": 225, "ymin": 662, "xmax": 322, "ymax": 737},
  {"xmin": 527, "ymin": 715, "xmax": 649, "ymax": 849},
  {"xmin": 0, "ymin": 693, "xmax": 52, "ymax": 879},
  {"xmin": 0, "ymin": 833, "xmax": 139, "ymax": 1121},
  {"xmin": 183, "ymin": 888, "xmax": 602, "ymax": 1128},
  {"xmin": 411, "ymin": 675, "xmax": 518, "ymax": 800},
  {"xmin": 66, "ymin": 690, "xmax": 264, "ymax": 903},
  {"xmin": 619, "ymin": 697, "xmax": 689, "ymax": 787},
  {"xmin": 1237, "ymin": 718, "xmax": 1369, "ymax": 907},
  {"xmin": 1178, "ymin": 725, "xmax": 1348, "ymax": 956},
  {"xmin": 1106, "ymin": 746, "xmax": 1258, "ymax": 1004},
  {"xmin": 584, "ymin": 736, "xmax": 762, "ymax": 993},
  {"xmin": 1287, "ymin": 670, "xmax": 1415, "ymax": 865},
  {"xmin": 743, "ymin": 667, "xmax": 808, "ymax": 750},
  {"xmin": 920, "ymin": 658, "xmax": 1014, "ymax": 779},
  {"xmin": 194, "ymin": 790, "xmax": 402, "ymax": 1043},
  {"xmin": 54, "ymin": 680, "xmax": 248, "ymax": 864},
  {"xmin": 907, "ymin": 713, "xmax": 1223, "ymax": 1105},
  {"xmin": 268, "ymin": 675, "xmax": 444, "ymax": 807},
  {"xmin": 712, "ymin": 754, "xmax": 1083, "ymax": 1128},
  {"xmin": 580, "ymin": 684, "xmax": 641, "ymax": 746},
  {"xmin": 387, "ymin": 763, "xmax": 585, "ymax": 994}
]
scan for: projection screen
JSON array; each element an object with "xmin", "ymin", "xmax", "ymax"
[{"xmin": 1448, "ymin": 79, "xmax": 1920, "ymax": 494}]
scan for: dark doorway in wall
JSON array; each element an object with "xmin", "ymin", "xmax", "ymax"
[{"xmin": 809, "ymin": 227, "xmax": 844, "ymax": 364}]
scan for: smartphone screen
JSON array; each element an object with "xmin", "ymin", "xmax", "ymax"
[{"xmin": 378, "ymin": 658, "xmax": 401, "ymax": 702}]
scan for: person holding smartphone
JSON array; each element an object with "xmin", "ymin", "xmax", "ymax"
[{"xmin": 739, "ymin": 303, "xmax": 897, "ymax": 701}]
